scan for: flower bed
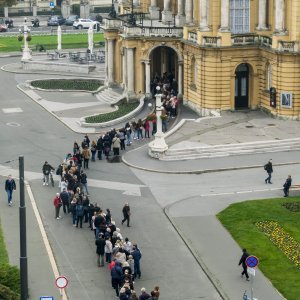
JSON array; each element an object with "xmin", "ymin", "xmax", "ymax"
[
  {"xmin": 282, "ymin": 202, "xmax": 300, "ymax": 212},
  {"xmin": 256, "ymin": 220, "xmax": 300, "ymax": 269},
  {"xmin": 31, "ymin": 79, "xmax": 102, "ymax": 91}
]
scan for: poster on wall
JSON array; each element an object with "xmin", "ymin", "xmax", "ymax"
[{"xmin": 280, "ymin": 92, "xmax": 293, "ymax": 108}]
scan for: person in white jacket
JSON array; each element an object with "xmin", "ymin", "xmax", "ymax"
[{"xmin": 105, "ymin": 237, "xmax": 113, "ymax": 263}]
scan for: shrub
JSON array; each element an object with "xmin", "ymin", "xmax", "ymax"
[
  {"xmin": 0, "ymin": 264, "xmax": 21, "ymax": 294},
  {"xmin": 85, "ymin": 101, "xmax": 139, "ymax": 123},
  {"xmin": 17, "ymin": 35, "xmax": 23, "ymax": 42},
  {"xmin": 282, "ymin": 202, "xmax": 300, "ymax": 212},
  {"xmin": 26, "ymin": 34, "xmax": 32, "ymax": 42},
  {"xmin": 0, "ymin": 283, "xmax": 20, "ymax": 300}
]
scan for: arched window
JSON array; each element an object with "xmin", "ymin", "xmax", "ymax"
[
  {"xmin": 191, "ymin": 57, "xmax": 197, "ymax": 86},
  {"xmin": 266, "ymin": 63, "xmax": 272, "ymax": 90},
  {"xmin": 230, "ymin": 0, "xmax": 250, "ymax": 33}
]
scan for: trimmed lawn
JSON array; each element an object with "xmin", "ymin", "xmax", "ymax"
[
  {"xmin": 0, "ymin": 33, "xmax": 104, "ymax": 52},
  {"xmin": 217, "ymin": 197, "xmax": 300, "ymax": 300}
]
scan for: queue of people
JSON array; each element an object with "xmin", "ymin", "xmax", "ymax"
[{"xmin": 50, "ymin": 136, "xmax": 160, "ymax": 299}]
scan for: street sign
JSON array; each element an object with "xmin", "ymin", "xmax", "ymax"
[
  {"xmin": 40, "ymin": 297, "xmax": 54, "ymax": 300},
  {"xmin": 248, "ymin": 267, "xmax": 256, "ymax": 276},
  {"xmin": 246, "ymin": 255, "xmax": 259, "ymax": 268},
  {"xmin": 55, "ymin": 276, "xmax": 68, "ymax": 289},
  {"xmin": 49, "ymin": 1, "xmax": 55, "ymax": 8}
]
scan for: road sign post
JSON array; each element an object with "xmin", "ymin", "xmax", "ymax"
[
  {"xmin": 246, "ymin": 256, "xmax": 259, "ymax": 300},
  {"xmin": 55, "ymin": 276, "xmax": 68, "ymax": 299}
]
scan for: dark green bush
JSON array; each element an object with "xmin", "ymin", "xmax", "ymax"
[
  {"xmin": 31, "ymin": 79, "xmax": 102, "ymax": 91},
  {"xmin": 0, "ymin": 283, "xmax": 20, "ymax": 300},
  {"xmin": 85, "ymin": 101, "xmax": 139, "ymax": 123},
  {"xmin": 0, "ymin": 264, "xmax": 20, "ymax": 294}
]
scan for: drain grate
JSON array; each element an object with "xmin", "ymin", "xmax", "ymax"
[
  {"xmin": 267, "ymin": 124, "xmax": 276, "ymax": 126},
  {"xmin": 245, "ymin": 125, "xmax": 254, "ymax": 128}
]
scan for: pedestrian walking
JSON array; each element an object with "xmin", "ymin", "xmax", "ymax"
[
  {"xmin": 42, "ymin": 161, "xmax": 55, "ymax": 186},
  {"xmin": 121, "ymin": 203, "xmax": 131, "ymax": 227},
  {"xmin": 239, "ymin": 248, "xmax": 250, "ymax": 281},
  {"xmin": 283, "ymin": 175, "xmax": 292, "ymax": 197},
  {"xmin": 264, "ymin": 159, "xmax": 273, "ymax": 184},
  {"xmin": 54, "ymin": 193, "xmax": 62, "ymax": 219},
  {"xmin": 5, "ymin": 175, "xmax": 16, "ymax": 206}
]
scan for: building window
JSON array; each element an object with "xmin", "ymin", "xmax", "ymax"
[
  {"xmin": 230, "ymin": 0, "xmax": 250, "ymax": 33},
  {"xmin": 266, "ymin": 63, "xmax": 272, "ymax": 90}
]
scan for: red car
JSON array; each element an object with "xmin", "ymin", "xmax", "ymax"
[{"xmin": 0, "ymin": 24, "xmax": 8, "ymax": 32}]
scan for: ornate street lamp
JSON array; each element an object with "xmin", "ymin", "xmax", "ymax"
[
  {"xmin": 128, "ymin": 0, "xmax": 136, "ymax": 26},
  {"xmin": 148, "ymin": 86, "xmax": 168, "ymax": 158},
  {"xmin": 108, "ymin": 0, "xmax": 117, "ymax": 18},
  {"xmin": 19, "ymin": 18, "xmax": 32, "ymax": 61}
]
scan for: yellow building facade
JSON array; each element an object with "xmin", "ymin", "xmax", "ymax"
[{"xmin": 102, "ymin": 0, "xmax": 300, "ymax": 119}]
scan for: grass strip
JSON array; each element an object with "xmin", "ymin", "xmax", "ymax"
[{"xmin": 85, "ymin": 101, "xmax": 139, "ymax": 123}]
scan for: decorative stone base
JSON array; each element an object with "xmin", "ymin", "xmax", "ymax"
[
  {"xmin": 175, "ymin": 15, "xmax": 186, "ymax": 27},
  {"xmin": 149, "ymin": 6, "xmax": 160, "ymax": 20},
  {"xmin": 162, "ymin": 10, "xmax": 172, "ymax": 24},
  {"xmin": 148, "ymin": 133, "xmax": 168, "ymax": 159}
]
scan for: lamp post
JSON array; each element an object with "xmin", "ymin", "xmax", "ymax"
[
  {"xmin": 20, "ymin": 18, "xmax": 32, "ymax": 61},
  {"xmin": 108, "ymin": 0, "xmax": 117, "ymax": 18},
  {"xmin": 148, "ymin": 86, "xmax": 168, "ymax": 158},
  {"xmin": 128, "ymin": 0, "xmax": 136, "ymax": 26}
]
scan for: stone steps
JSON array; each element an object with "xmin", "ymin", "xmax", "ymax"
[
  {"xmin": 96, "ymin": 88, "xmax": 123, "ymax": 104},
  {"xmin": 161, "ymin": 138, "xmax": 300, "ymax": 161}
]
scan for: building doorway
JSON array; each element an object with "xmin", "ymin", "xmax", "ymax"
[{"xmin": 235, "ymin": 63, "xmax": 249, "ymax": 109}]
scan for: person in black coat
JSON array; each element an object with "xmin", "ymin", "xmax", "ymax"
[
  {"xmin": 239, "ymin": 248, "xmax": 249, "ymax": 281},
  {"xmin": 121, "ymin": 203, "xmax": 131, "ymax": 227},
  {"xmin": 283, "ymin": 175, "xmax": 292, "ymax": 197},
  {"xmin": 95, "ymin": 234, "xmax": 106, "ymax": 267},
  {"xmin": 264, "ymin": 159, "xmax": 273, "ymax": 184},
  {"xmin": 5, "ymin": 175, "xmax": 16, "ymax": 206}
]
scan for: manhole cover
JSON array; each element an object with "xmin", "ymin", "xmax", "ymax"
[
  {"xmin": 267, "ymin": 124, "xmax": 276, "ymax": 126},
  {"xmin": 6, "ymin": 122, "xmax": 21, "ymax": 127},
  {"xmin": 246, "ymin": 125, "xmax": 254, "ymax": 128}
]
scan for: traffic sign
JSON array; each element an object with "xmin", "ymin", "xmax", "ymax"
[
  {"xmin": 40, "ymin": 297, "xmax": 54, "ymax": 300},
  {"xmin": 49, "ymin": 1, "xmax": 55, "ymax": 8},
  {"xmin": 246, "ymin": 255, "xmax": 259, "ymax": 268},
  {"xmin": 55, "ymin": 276, "xmax": 68, "ymax": 289}
]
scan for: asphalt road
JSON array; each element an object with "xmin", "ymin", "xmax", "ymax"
[{"xmin": 0, "ymin": 57, "xmax": 223, "ymax": 299}]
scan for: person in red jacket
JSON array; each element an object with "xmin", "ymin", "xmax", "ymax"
[{"xmin": 54, "ymin": 193, "xmax": 62, "ymax": 220}]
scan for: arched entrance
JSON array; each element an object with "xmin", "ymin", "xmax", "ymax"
[
  {"xmin": 235, "ymin": 63, "xmax": 249, "ymax": 109},
  {"xmin": 146, "ymin": 46, "xmax": 181, "ymax": 96}
]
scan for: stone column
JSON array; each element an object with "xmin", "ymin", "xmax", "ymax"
[
  {"xmin": 32, "ymin": 5, "xmax": 37, "ymax": 17},
  {"xmin": 105, "ymin": 40, "xmax": 108, "ymax": 85},
  {"xmin": 178, "ymin": 61, "xmax": 183, "ymax": 95},
  {"xmin": 107, "ymin": 39, "xmax": 115, "ymax": 86},
  {"xmin": 199, "ymin": 0, "xmax": 209, "ymax": 31},
  {"xmin": 149, "ymin": 0, "xmax": 160, "ymax": 20},
  {"xmin": 275, "ymin": 0, "xmax": 285, "ymax": 33},
  {"xmin": 219, "ymin": 0, "xmax": 230, "ymax": 31},
  {"xmin": 257, "ymin": 0, "xmax": 267, "ymax": 30},
  {"xmin": 4, "ymin": 7, "xmax": 8, "ymax": 18},
  {"xmin": 162, "ymin": 0, "xmax": 172, "ymax": 23},
  {"xmin": 145, "ymin": 60, "xmax": 151, "ymax": 96},
  {"xmin": 127, "ymin": 48, "xmax": 135, "ymax": 95},
  {"xmin": 122, "ymin": 48, "xmax": 127, "ymax": 90},
  {"xmin": 176, "ymin": 0, "xmax": 186, "ymax": 26},
  {"xmin": 185, "ymin": 0, "xmax": 193, "ymax": 25}
]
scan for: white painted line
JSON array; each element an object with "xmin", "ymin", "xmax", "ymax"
[
  {"xmin": 236, "ymin": 190, "xmax": 253, "ymax": 194},
  {"xmin": 255, "ymin": 189, "xmax": 271, "ymax": 192},
  {"xmin": 2, "ymin": 107, "xmax": 23, "ymax": 113},
  {"xmin": 26, "ymin": 182, "xmax": 68, "ymax": 300}
]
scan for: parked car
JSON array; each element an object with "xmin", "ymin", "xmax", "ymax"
[
  {"xmin": 47, "ymin": 16, "xmax": 65, "ymax": 26},
  {"xmin": 73, "ymin": 18, "xmax": 100, "ymax": 30},
  {"xmin": 0, "ymin": 23, "xmax": 8, "ymax": 32},
  {"xmin": 65, "ymin": 15, "xmax": 78, "ymax": 26}
]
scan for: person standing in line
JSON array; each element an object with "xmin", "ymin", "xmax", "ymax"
[
  {"xmin": 283, "ymin": 175, "xmax": 292, "ymax": 197},
  {"xmin": 95, "ymin": 233, "xmax": 106, "ymax": 267},
  {"xmin": 90, "ymin": 140, "xmax": 97, "ymax": 162},
  {"xmin": 60, "ymin": 188, "xmax": 70, "ymax": 214},
  {"xmin": 121, "ymin": 203, "xmax": 131, "ymax": 227},
  {"xmin": 131, "ymin": 244, "xmax": 142, "ymax": 279},
  {"xmin": 82, "ymin": 147, "xmax": 91, "ymax": 169},
  {"xmin": 264, "ymin": 159, "xmax": 273, "ymax": 184},
  {"xmin": 42, "ymin": 161, "xmax": 55, "ymax": 186},
  {"xmin": 5, "ymin": 175, "xmax": 16, "ymax": 206},
  {"xmin": 239, "ymin": 248, "xmax": 250, "ymax": 281},
  {"xmin": 54, "ymin": 193, "xmax": 62, "ymax": 220}
]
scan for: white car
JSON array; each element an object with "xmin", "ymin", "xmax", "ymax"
[{"xmin": 73, "ymin": 18, "xmax": 100, "ymax": 29}]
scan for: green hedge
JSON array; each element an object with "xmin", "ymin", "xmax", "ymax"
[
  {"xmin": 85, "ymin": 101, "xmax": 139, "ymax": 123},
  {"xmin": 0, "ymin": 264, "xmax": 20, "ymax": 296},
  {"xmin": 0, "ymin": 283, "xmax": 20, "ymax": 300},
  {"xmin": 31, "ymin": 79, "xmax": 102, "ymax": 91}
]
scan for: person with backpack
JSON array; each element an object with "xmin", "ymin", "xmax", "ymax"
[
  {"xmin": 5, "ymin": 175, "xmax": 16, "ymax": 207},
  {"xmin": 264, "ymin": 159, "xmax": 273, "ymax": 184},
  {"xmin": 76, "ymin": 200, "xmax": 85, "ymax": 228}
]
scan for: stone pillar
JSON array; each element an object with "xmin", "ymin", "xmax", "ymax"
[
  {"xmin": 176, "ymin": 0, "xmax": 186, "ymax": 26},
  {"xmin": 107, "ymin": 39, "xmax": 115, "ymax": 86},
  {"xmin": 275, "ymin": 0, "xmax": 285, "ymax": 33},
  {"xmin": 32, "ymin": 5, "xmax": 37, "ymax": 17},
  {"xmin": 199, "ymin": 0, "xmax": 209, "ymax": 31},
  {"xmin": 219, "ymin": 0, "xmax": 230, "ymax": 31},
  {"xmin": 122, "ymin": 48, "xmax": 127, "ymax": 90},
  {"xmin": 105, "ymin": 40, "xmax": 109, "ymax": 85},
  {"xmin": 61, "ymin": 1, "xmax": 68, "ymax": 18},
  {"xmin": 185, "ymin": 0, "xmax": 193, "ymax": 25},
  {"xmin": 257, "ymin": 0, "xmax": 267, "ymax": 30},
  {"xmin": 4, "ymin": 7, "xmax": 8, "ymax": 18},
  {"xmin": 145, "ymin": 60, "xmax": 151, "ymax": 96},
  {"xmin": 178, "ymin": 61, "xmax": 183, "ymax": 95},
  {"xmin": 162, "ymin": 0, "xmax": 172, "ymax": 23},
  {"xmin": 127, "ymin": 48, "xmax": 135, "ymax": 95},
  {"xmin": 149, "ymin": 0, "xmax": 160, "ymax": 20},
  {"xmin": 161, "ymin": 48, "xmax": 167, "ymax": 74}
]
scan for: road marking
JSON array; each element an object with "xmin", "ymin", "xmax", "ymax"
[
  {"xmin": 236, "ymin": 190, "xmax": 253, "ymax": 194},
  {"xmin": 26, "ymin": 182, "xmax": 68, "ymax": 300},
  {"xmin": 6, "ymin": 122, "xmax": 21, "ymax": 127},
  {"xmin": 2, "ymin": 107, "xmax": 23, "ymax": 113}
]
